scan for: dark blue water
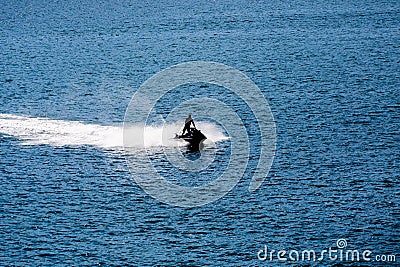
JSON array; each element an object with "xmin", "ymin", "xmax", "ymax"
[{"xmin": 1, "ymin": 0, "xmax": 399, "ymax": 266}]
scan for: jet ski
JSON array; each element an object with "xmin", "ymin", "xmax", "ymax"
[{"xmin": 175, "ymin": 127, "xmax": 207, "ymax": 150}]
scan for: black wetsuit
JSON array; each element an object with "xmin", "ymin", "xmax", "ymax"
[{"xmin": 183, "ymin": 119, "xmax": 194, "ymax": 135}]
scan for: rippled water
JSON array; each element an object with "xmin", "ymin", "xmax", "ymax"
[{"xmin": 1, "ymin": 0, "xmax": 399, "ymax": 266}]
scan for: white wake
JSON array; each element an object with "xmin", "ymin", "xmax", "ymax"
[{"xmin": 0, "ymin": 114, "xmax": 228, "ymax": 149}]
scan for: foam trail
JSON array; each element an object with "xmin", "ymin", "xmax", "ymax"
[
  {"xmin": 0, "ymin": 114, "xmax": 228, "ymax": 149},
  {"xmin": 0, "ymin": 114, "xmax": 123, "ymax": 148}
]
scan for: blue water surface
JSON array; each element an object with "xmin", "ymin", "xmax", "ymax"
[{"xmin": 1, "ymin": 0, "xmax": 399, "ymax": 266}]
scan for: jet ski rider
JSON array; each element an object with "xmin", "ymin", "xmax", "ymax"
[{"xmin": 182, "ymin": 114, "xmax": 196, "ymax": 135}]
